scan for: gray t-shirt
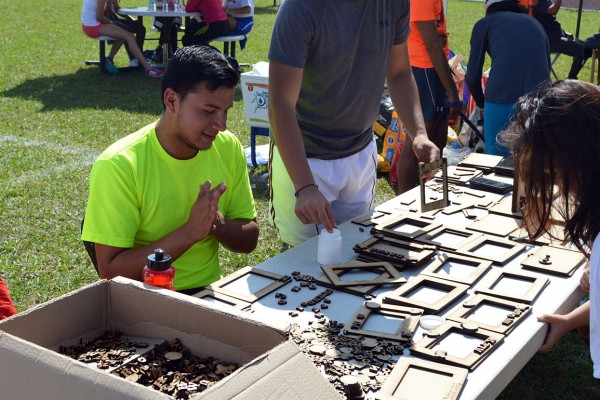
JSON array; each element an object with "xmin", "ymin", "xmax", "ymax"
[{"xmin": 268, "ymin": 0, "xmax": 410, "ymax": 159}]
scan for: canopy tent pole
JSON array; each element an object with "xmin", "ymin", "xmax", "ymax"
[{"xmin": 575, "ymin": 0, "xmax": 584, "ymax": 38}]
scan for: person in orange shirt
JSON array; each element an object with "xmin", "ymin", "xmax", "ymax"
[
  {"xmin": 0, "ymin": 276, "xmax": 17, "ymax": 320},
  {"xmin": 395, "ymin": 0, "xmax": 460, "ymax": 194}
]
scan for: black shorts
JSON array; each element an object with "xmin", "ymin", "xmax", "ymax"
[{"xmin": 412, "ymin": 66, "xmax": 448, "ymax": 123}]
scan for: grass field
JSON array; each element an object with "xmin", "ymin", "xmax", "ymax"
[{"xmin": 1, "ymin": 0, "xmax": 599, "ymax": 397}]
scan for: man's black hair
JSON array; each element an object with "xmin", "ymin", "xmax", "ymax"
[{"xmin": 160, "ymin": 45, "xmax": 240, "ymax": 108}]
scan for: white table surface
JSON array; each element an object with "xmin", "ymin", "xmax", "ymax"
[
  {"xmin": 223, "ymin": 187, "xmax": 587, "ymax": 399},
  {"xmin": 118, "ymin": 6, "xmax": 199, "ymax": 18}
]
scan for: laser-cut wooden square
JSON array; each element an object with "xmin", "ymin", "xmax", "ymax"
[
  {"xmin": 509, "ymin": 224, "xmax": 570, "ymax": 248},
  {"xmin": 420, "ymin": 253, "xmax": 493, "ymax": 286},
  {"xmin": 376, "ymin": 357, "xmax": 468, "ymax": 400},
  {"xmin": 344, "ymin": 301, "xmax": 423, "ymax": 343},
  {"xmin": 353, "ymin": 234, "xmax": 437, "ymax": 270},
  {"xmin": 455, "ymin": 235, "xmax": 526, "ymax": 265},
  {"xmin": 415, "ymin": 225, "xmax": 483, "ymax": 252},
  {"xmin": 520, "ymin": 245, "xmax": 586, "ymax": 277},
  {"xmin": 382, "ymin": 275, "xmax": 469, "ymax": 315},
  {"xmin": 192, "ymin": 289, "xmax": 252, "ymax": 311},
  {"xmin": 205, "ymin": 266, "xmax": 292, "ymax": 303},
  {"xmin": 458, "ymin": 152, "xmax": 504, "ymax": 174},
  {"xmin": 475, "ymin": 269, "xmax": 549, "ymax": 304},
  {"xmin": 488, "ymin": 195, "xmax": 523, "ymax": 219},
  {"xmin": 419, "ymin": 158, "xmax": 449, "ymax": 213},
  {"xmin": 371, "ymin": 214, "xmax": 442, "ymax": 241},
  {"xmin": 466, "ymin": 213, "xmax": 522, "ymax": 237},
  {"xmin": 446, "ymin": 294, "xmax": 531, "ymax": 335},
  {"xmin": 320, "ymin": 261, "xmax": 407, "ymax": 287},
  {"xmin": 410, "ymin": 320, "xmax": 504, "ymax": 371}
]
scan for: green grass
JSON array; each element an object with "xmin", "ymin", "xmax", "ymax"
[{"xmin": 1, "ymin": 0, "xmax": 599, "ymax": 397}]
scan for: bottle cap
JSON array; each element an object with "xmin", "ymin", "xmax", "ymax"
[{"xmin": 147, "ymin": 249, "xmax": 172, "ymax": 271}]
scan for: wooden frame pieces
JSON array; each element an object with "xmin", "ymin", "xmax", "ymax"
[
  {"xmin": 414, "ymin": 225, "xmax": 483, "ymax": 252},
  {"xmin": 376, "ymin": 357, "xmax": 468, "ymax": 400},
  {"xmin": 344, "ymin": 301, "xmax": 423, "ymax": 343},
  {"xmin": 435, "ymin": 165, "xmax": 483, "ymax": 185},
  {"xmin": 457, "ymin": 152, "xmax": 504, "ymax": 174},
  {"xmin": 488, "ymin": 195, "xmax": 523, "ymax": 219},
  {"xmin": 192, "ymin": 289, "xmax": 252, "ymax": 311},
  {"xmin": 466, "ymin": 213, "xmax": 522, "ymax": 238},
  {"xmin": 351, "ymin": 209, "xmax": 392, "ymax": 227},
  {"xmin": 420, "ymin": 253, "xmax": 493, "ymax": 286},
  {"xmin": 520, "ymin": 245, "xmax": 586, "ymax": 277},
  {"xmin": 455, "ymin": 235, "xmax": 526, "ymax": 265},
  {"xmin": 382, "ymin": 275, "xmax": 469, "ymax": 315},
  {"xmin": 446, "ymin": 294, "xmax": 531, "ymax": 335},
  {"xmin": 353, "ymin": 235, "xmax": 437, "ymax": 270},
  {"xmin": 410, "ymin": 320, "xmax": 504, "ymax": 371},
  {"xmin": 321, "ymin": 261, "xmax": 407, "ymax": 288},
  {"xmin": 419, "ymin": 158, "xmax": 449, "ymax": 213},
  {"xmin": 202, "ymin": 266, "xmax": 292, "ymax": 303},
  {"xmin": 371, "ymin": 214, "xmax": 442, "ymax": 241},
  {"xmin": 475, "ymin": 269, "xmax": 549, "ymax": 304}
]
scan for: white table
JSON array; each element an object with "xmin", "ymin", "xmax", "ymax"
[
  {"xmin": 118, "ymin": 6, "xmax": 200, "ymax": 65},
  {"xmin": 244, "ymin": 188, "xmax": 586, "ymax": 399}
]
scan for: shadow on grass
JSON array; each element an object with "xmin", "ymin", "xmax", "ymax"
[{"xmin": 1, "ymin": 67, "xmax": 164, "ymax": 114}]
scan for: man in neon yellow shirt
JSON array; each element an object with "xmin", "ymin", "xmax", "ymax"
[{"xmin": 82, "ymin": 46, "xmax": 259, "ymax": 293}]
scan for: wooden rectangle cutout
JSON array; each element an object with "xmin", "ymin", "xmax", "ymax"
[
  {"xmin": 344, "ymin": 301, "xmax": 423, "ymax": 343},
  {"xmin": 466, "ymin": 213, "xmax": 522, "ymax": 238},
  {"xmin": 419, "ymin": 158, "xmax": 449, "ymax": 213},
  {"xmin": 205, "ymin": 266, "xmax": 292, "ymax": 303},
  {"xmin": 383, "ymin": 275, "xmax": 469, "ymax": 315},
  {"xmin": 321, "ymin": 261, "xmax": 406, "ymax": 287},
  {"xmin": 456, "ymin": 235, "xmax": 526, "ymax": 265},
  {"xmin": 371, "ymin": 214, "xmax": 442, "ymax": 241},
  {"xmin": 410, "ymin": 320, "xmax": 504, "ymax": 371},
  {"xmin": 420, "ymin": 253, "xmax": 493, "ymax": 286},
  {"xmin": 446, "ymin": 294, "xmax": 532, "ymax": 335},
  {"xmin": 376, "ymin": 357, "xmax": 468, "ymax": 400},
  {"xmin": 475, "ymin": 269, "xmax": 549, "ymax": 304},
  {"xmin": 520, "ymin": 245, "xmax": 586, "ymax": 277},
  {"xmin": 351, "ymin": 209, "xmax": 392, "ymax": 227},
  {"xmin": 353, "ymin": 235, "xmax": 437, "ymax": 269},
  {"xmin": 415, "ymin": 225, "xmax": 483, "ymax": 252},
  {"xmin": 192, "ymin": 289, "xmax": 252, "ymax": 310}
]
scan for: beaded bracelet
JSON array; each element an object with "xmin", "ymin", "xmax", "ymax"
[{"xmin": 294, "ymin": 183, "xmax": 318, "ymax": 198}]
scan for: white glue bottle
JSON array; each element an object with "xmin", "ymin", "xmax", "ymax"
[{"xmin": 317, "ymin": 228, "xmax": 342, "ymax": 265}]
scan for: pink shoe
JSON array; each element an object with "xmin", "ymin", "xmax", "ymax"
[{"xmin": 145, "ymin": 68, "xmax": 165, "ymax": 78}]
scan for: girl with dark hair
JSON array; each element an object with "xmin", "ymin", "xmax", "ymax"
[
  {"xmin": 499, "ymin": 79, "xmax": 600, "ymax": 378},
  {"xmin": 466, "ymin": 0, "xmax": 551, "ymax": 155}
]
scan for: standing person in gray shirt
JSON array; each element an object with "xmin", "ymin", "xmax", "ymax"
[
  {"xmin": 267, "ymin": 0, "xmax": 440, "ymax": 248},
  {"xmin": 466, "ymin": 0, "xmax": 551, "ymax": 156}
]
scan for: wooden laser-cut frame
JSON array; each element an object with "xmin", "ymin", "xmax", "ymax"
[
  {"xmin": 520, "ymin": 245, "xmax": 586, "ymax": 277},
  {"xmin": 414, "ymin": 225, "xmax": 483, "ymax": 252},
  {"xmin": 351, "ymin": 209, "xmax": 393, "ymax": 227},
  {"xmin": 420, "ymin": 253, "xmax": 493, "ymax": 286},
  {"xmin": 371, "ymin": 213, "xmax": 442, "ymax": 241},
  {"xmin": 455, "ymin": 235, "xmax": 526, "ymax": 265},
  {"xmin": 192, "ymin": 289, "xmax": 252, "ymax": 310},
  {"xmin": 446, "ymin": 294, "xmax": 531, "ymax": 335},
  {"xmin": 435, "ymin": 164, "xmax": 483, "ymax": 185},
  {"xmin": 466, "ymin": 213, "xmax": 522, "ymax": 238},
  {"xmin": 204, "ymin": 266, "xmax": 291, "ymax": 303},
  {"xmin": 344, "ymin": 302, "xmax": 423, "ymax": 343},
  {"xmin": 419, "ymin": 158, "xmax": 449, "ymax": 212},
  {"xmin": 475, "ymin": 269, "xmax": 549, "ymax": 304},
  {"xmin": 377, "ymin": 357, "xmax": 468, "ymax": 400},
  {"xmin": 321, "ymin": 261, "xmax": 407, "ymax": 287},
  {"xmin": 383, "ymin": 275, "xmax": 469, "ymax": 315},
  {"xmin": 410, "ymin": 320, "xmax": 504, "ymax": 371},
  {"xmin": 353, "ymin": 235, "xmax": 437, "ymax": 269}
]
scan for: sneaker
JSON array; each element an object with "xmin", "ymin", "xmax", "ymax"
[
  {"xmin": 145, "ymin": 68, "xmax": 165, "ymax": 78},
  {"xmin": 104, "ymin": 59, "xmax": 119, "ymax": 75},
  {"xmin": 128, "ymin": 59, "xmax": 139, "ymax": 68}
]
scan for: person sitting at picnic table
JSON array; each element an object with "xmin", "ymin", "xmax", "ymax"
[
  {"xmin": 81, "ymin": 45, "xmax": 259, "ymax": 295},
  {"xmin": 81, "ymin": 0, "xmax": 164, "ymax": 77},
  {"xmin": 223, "ymin": 0, "xmax": 254, "ymax": 49},
  {"xmin": 0, "ymin": 275, "xmax": 17, "ymax": 320},
  {"xmin": 498, "ymin": 79, "xmax": 600, "ymax": 378},
  {"xmin": 182, "ymin": 0, "xmax": 230, "ymax": 47}
]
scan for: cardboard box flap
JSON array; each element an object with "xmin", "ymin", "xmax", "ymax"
[
  {"xmin": 0, "ymin": 331, "xmax": 169, "ymax": 400},
  {"xmin": 195, "ymin": 341, "xmax": 342, "ymax": 400}
]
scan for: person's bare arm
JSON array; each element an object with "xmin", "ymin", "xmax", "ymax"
[
  {"xmin": 415, "ymin": 20, "xmax": 460, "ymax": 121},
  {"xmin": 211, "ymin": 213, "xmax": 259, "ymax": 253},
  {"xmin": 386, "ymin": 42, "xmax": 441, "ymax": 165},
  {"xmin": 538, "ymin": 301, "xmax": 590, "ymax": 352},
  {"xmin": 95, "ymin": 181, "xmax": 223, "ymax": 280},
  {"xmin": 268, "ymin": 61, "xmax": 336, "ymax": 232},
  {"xmin": 531, "ymin": 0, "xmax": 562, "ymax": 14}
]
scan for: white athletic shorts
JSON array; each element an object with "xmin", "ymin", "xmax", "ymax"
[{"xmin": 269, "ymin": 139, "xmax": 378, "ymax": 246}]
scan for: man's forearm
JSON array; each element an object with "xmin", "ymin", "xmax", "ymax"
[
  {"xmin": 387, "ymin": 70, "xmax": 429, "ymax": 143},
  {"xmin": 211, "ymin": 215, "xmax": 259, "ymax": 253}
]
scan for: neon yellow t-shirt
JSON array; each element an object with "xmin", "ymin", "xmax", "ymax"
[{"xmin": 82, "ymin": 122, "xmax": 256, "ymax": 290}]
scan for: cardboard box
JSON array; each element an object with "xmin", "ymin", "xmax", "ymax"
[
  {"xmin": 240, "ymin": 62, "xmax": 270, "ymax": 129},
  {"xmin": 0, "ymin": 277, "xmax": 341, "ymax": 400}
]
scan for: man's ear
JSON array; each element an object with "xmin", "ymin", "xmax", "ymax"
[{"xmin": 164, "ymin": 88, "xmax": 178, "ymax": 112}]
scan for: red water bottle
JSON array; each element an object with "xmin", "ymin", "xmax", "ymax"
[{"xmin": 143, "ymin": 249, "xmax": 175, "ymax": 291}]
